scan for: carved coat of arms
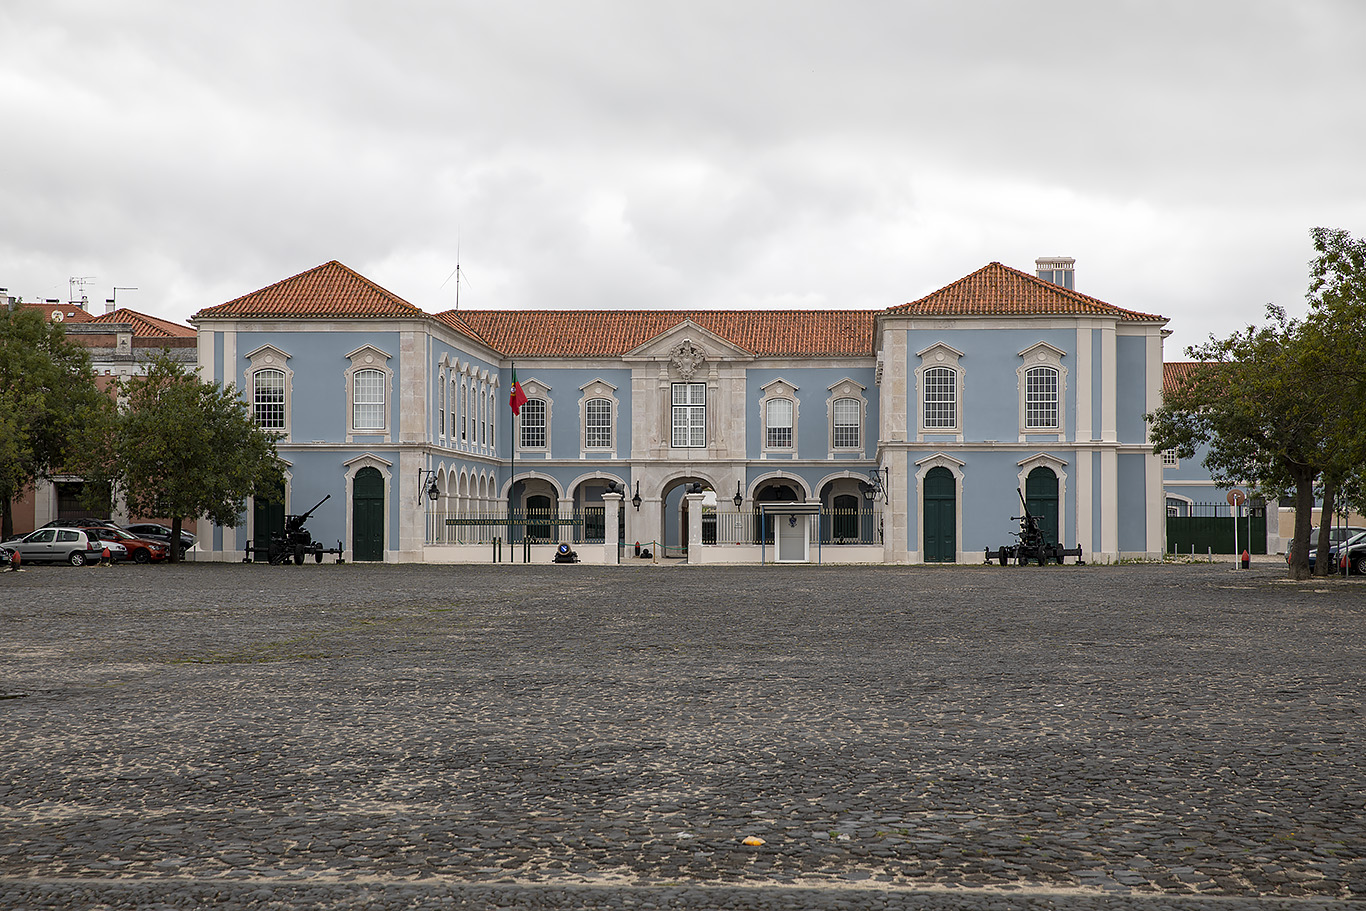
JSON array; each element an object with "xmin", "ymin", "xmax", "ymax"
[{"xmin": 669, "ymin": 339, "xmax": 706, "ymax": 379}]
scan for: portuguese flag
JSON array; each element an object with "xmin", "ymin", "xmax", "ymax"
[{"xmin": 509, "ymin": 366, "xmax": 528, "ymax": 415}]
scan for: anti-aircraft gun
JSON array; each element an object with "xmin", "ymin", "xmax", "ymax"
[
  {"xmin": 985, "ymin": 488, "xmax": 1084, "ymax": 566},
  {"xmin": 244, "ymin": 495, "xmax": 345, "ymax": 565}
]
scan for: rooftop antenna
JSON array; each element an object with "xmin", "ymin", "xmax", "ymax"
[
  {"xmin": 439, "ymin": 237, "xmax": 470, "ymax": 310},
  {"xmin": 111, "ymin": 286, "xmax": 138, "ymax": 310},
  {"xmin": 69, "ymin": 276, "xmax": 96, "ymax": 309}
]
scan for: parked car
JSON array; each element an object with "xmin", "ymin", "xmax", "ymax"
[
  {"xmin": 86, "ymin": 527, "xmax": 169, "ymax": 564},
  {"xmin": 41, "ymin": 517, "xmax": 121, "ymax": 530},
  {"xmin": 0, "ymin": 542, "xmax": 14, "ymax": 568},
  {"xmin": 1287, "ymin": 525, "xmax": 1366, "ymax": 569},
  {"xmin": 3, "ymin": 527, "xmax": 106, "ymax": 565},
  {"xmin": 1335, "ymin": 532, "xmax": 1366, "ymax": 576},
  {"xmin": 123, "ymin": 523, "xmax": 196, "ymax": 555}
]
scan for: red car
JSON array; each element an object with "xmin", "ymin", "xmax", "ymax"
[{"xmin": 85, "ymin": 527, "xmax": 170, "ymax": 564}]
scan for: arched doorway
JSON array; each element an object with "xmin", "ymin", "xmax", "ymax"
[
  {"xmin": 662, "ymin": 477, "xmax": 715, "ymax": 557},
  {"xmin": 923, "ymin": 466, "xmax": 955, "ymax": 563},
  {"xmin": 754, "ymin": 481, "xmax": 800, "ymax": 544},
  {"xmin": 526, "ymin": 494, "xmax": 553, "ymax": 543},
  {"xmin": 352, "ymin": 467, "xmax": 384, "ymax": 561},
  {"xmin": 1024, "ymin": 466, "xmax": 1060, "ymax": 546}
]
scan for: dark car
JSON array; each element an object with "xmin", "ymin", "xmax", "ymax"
[
  {"xmin": 3, "ymin": 528, "xmax": 104, "ymax": 565},
  {"xmin": 0, "ymin": 542, "xmax": 14, "ymax": 569},
  {"xmin": 86, "ymin": 527, "xmax": 169, "ymax": 564},
  {"xmin": 41, "ymin": 517, "xmax": 121, "ymax": 530},
  {"xmin": 123, "ymin": 523, "xmax": 196, "ymax": 555},
  {"xmin": 1287, "ymin": 525, "xmax": 1366, "ymax": 569},
  {"xmin": 1335, "ymin": 532, "xmax": 1366, "ymax": 576}
]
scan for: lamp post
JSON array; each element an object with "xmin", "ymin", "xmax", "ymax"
[
  {"xmin": 733, "ymin": 481, "xmax": 744, "ymax": 509},
  {"xmin": 861, "ymin": 467, "xmax": 889, "ymax": 504},
  {"xmin": 632, "ymin": 481, "xmax": 642, "ymax": 511}
]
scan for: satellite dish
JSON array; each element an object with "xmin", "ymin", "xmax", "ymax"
[{"xmin": 51, "ymin": 309, "xmax": 64, "ymax": 322}]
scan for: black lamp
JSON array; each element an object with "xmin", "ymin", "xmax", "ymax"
[
  {"xmin": 418, "ymin": 469, "xmax": 440, "ymax": 504},
  {"xmin": 733, "ymin": 481, "xmax": 744, "ymax": 509},
  {"xmin": 864, "ymin": 467, "xmax": 889, "ymax": 504},
  {"xmin": 632, "ymin": 482, "xmax": 642, "ymax": 511}
]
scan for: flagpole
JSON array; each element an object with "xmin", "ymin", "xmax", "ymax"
[{"xmin": 509, "ymin": 360, "xmax": 516, "ymax": 563}]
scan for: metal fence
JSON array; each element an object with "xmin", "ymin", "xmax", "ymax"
[
  {"xmin": 425, "ymin": 507, "xmax": 881, "ymax": 547},
  {"xmin": 426, "ymin": 508, "xmax": 603, "ymax": 545}
]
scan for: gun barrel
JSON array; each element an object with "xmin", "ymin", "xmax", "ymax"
[
  {"xmin": 298, "ymin": 494, "xmax": 331, "ymax": 521},
  {"xmin": 1017, "ymin": 488, "xmax": 1033, "ymax": 517}
]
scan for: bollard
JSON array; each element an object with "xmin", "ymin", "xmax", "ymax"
[{"xmin": 1241, "ymin": 549, "xmax": 1250, "ymax": 569}]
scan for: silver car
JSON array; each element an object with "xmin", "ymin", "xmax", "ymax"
[{"xmin": 5, "ymin": 527, "xmax": 112, "ymax": 566}]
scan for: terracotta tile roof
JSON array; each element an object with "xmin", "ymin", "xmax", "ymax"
[
  {"xmin": 885, "ymin": 262, "xmax": 1166, "ymax": 322},
  {"xmin": 1163, "ymin": 361, "xmax": 1208, "ymax": 394},
  {"xmin": 91, "ymin": 308, "xmax": 195, "ymax": 339},
  {"xmin": 14, "ymin": 301, "xmax": 97, "ymax": 323},
  {"xmin": 193, "ymin": 261, "xmax": 428, "ymax": 320},
  {"xmin": 441, "ymin": 310, "xmax": 879, "ymax": 357}
]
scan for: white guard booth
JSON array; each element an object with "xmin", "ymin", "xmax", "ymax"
[{"xmin": 759, "ymin": 501, "xmax": 823, "ymax": 564}]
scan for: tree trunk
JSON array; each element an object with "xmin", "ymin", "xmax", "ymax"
[
  {"xmin": 1314, "ymin": 478, "xmax": 1338, "ymax": 576},
  {"xmin": 1288, "ymin": 468, "xmax": 1317, "ymax": 580},
  {"xmin": 1, "ymin": 491, "xmax": 11, "ymax": 542}
]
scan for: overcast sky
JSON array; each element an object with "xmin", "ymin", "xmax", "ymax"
[{"xmin": 3, "ymin": 0, "xmax": 1364, "ymax": 356}]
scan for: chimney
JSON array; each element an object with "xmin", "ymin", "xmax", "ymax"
[
  {"xmin": 105, "ymin": 298, "xmax": 117, "ymax": 315},
  {"xmin": 1036, "ymin": 256, "xmax": 1075, "ymax": 290}
]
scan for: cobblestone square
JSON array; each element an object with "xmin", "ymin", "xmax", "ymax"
[{"xmin": 1, "ymin": 562, "xmax": 1363, "ymax": 910}]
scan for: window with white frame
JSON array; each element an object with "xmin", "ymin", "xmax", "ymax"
[
  {"xmin": 832, "ymin": 397, "xmax": 860, "ymax": 448},
  {"xmin": 253, "ymin": 368, "xmax": 286, "ymax": 430},
  {"xmin": 671, "ymin": 382, "xmax": 706, "ymax": 448},
  {"xmin": 438, "ymin": 371, "xmax": 446, "ymax": 438},
  {"xmin": 353, "ymin": 368, "xmax": 386, "ymax": 430},
  {"xmin": 462, "ymin": 382, "xmax": 470, "ymax": 442},
  {"xmin": 480, "ymin": 387, "xmax": 488, "ymax": 447},
  {"xmin": 585, "ymin": 398, "xmax": 612, "ymax": 448},
  {"xmin": 1024, "ymin": 366, "xmax": 1059, "ymax": 429},
  {"xmin": 766, "ymin": 398, "xmax": 794, "ymax": 449},
  {"xmin": 521, "ymin": 398, "xmax": 547, "ymax": 448},
  {"xmin": 1161, "ymin": 449, "xmax": 1179, "ymax": 467},
  {"xmin": 923, "ymin": 366, "xmax": 957, "ymax": 429},
  {"xmin": 449, "ymin": 377, "xmax": 457, "ymax": 443}
]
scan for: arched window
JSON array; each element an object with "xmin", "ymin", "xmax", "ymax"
[
  {"xmin": 832, "ymin": 397, "xmax": 860, "ymax": 448},
  {"xmin": 253, "ymin": 368, "xmax": 286, "ymax": 429},
  {"xmin": 449, "ymin": 378, "xmax": 457, "ymax": 443},
  {"xmin": 462, "ymin": 382, "xmax": 470, "ymax": 442},
  {"xmin": 923, "ymin": 366, "xmax": 957, "ymax": 429},
  {"xmin": 352, "ymin": 368, "xmax": 386, "ymax": 431},
  {"xmin": 521, "ymin": 398, "xmax": 547, "ymax": 449},
  {"xmin": 1024, "ymin": 366, "xmax": 1059, "ymax": 429},
  {"xmin": 766, "ymin": 398, "xmax": 794, "ymax": 449},
  {"xmin": 585, "ymin": 397, "xmax": 612, "ymax": 448},
  {"xmin": 438, "ymin": 372, "xmax": 446, "ymax": 438},
  {"xmin": 480, "ymin": 388, "xmax": 488, "ymax": 446}
]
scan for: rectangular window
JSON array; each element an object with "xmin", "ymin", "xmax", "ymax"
[
  {"xmin": 462, "ymin": 384, "xmax": 469, "ymax": 442},
  {"xmin": 449, "ymin": 379, "xmax": 457, "ymax": 443},
  {"xmin": 832, "ymin": 397, "xmax": 860, "ymax": 448},
  {"xmin": 671, "ymin": 383, "xmax": 706, "ymax": 448},
  {"xmin": 1162, "ymin": 449, "xmax": 1179, "ymax": 467},
  {"xmin": 353, "ymin": 368, "xmax": 386, "ymax": 431},
  {"xmin": 586, "ymin": 398, "xmax": 612, "ymax": 448},
  {"xmin": 480, "ymin": 389, "xmax": 487, "ymax": 446},
  {"xmin": 766, "ymin": 399, "xmax": 793, "ymax": 449},
  {"xmin": 253, "ymin": 369, "xmax": 286, "ymax": 429},
  {"xmin": 521, "ymin": 399, "xmax": 547, "ymax": 448},
  {"xmin": 923, "ymin": 367, "xmax": 957, "ymax": 429},
  {"xmin": 438, "ymin": 375, "xmax": 446, "ymax": 437},
  {"xmin": 1024, "ymin": 366, "xmax": 1059, "ymax": 429}
]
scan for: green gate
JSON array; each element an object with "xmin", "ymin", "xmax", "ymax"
[
  {"xmin": 923, "ymin": 466, "xmax": 956, "ymax": 563},
  {"xmin": 1167, "ymin": 508, "xmax": 1266, "ymax": 555},
  {"xmin": 352, "ymin": 467, "xmax": 385, "ymax": 561}
]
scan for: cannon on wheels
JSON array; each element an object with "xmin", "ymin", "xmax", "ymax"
[
  {"xmin": 985, "ymin": 488, "xmax": 1084, "ymax": 566},
  {"xmin": 243, "ymin": 495, "xmax": 346, "ymax": 565}
]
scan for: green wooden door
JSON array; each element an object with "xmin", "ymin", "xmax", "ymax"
[
  {"xmin": 254, "ymin": 497, "xmax": 285, "ymax": 553},
  {"xmin": 352, "ymin": 467, "xmax": 385, "ymax": 561},
  {"xmin": 923, "ymin": 467, "xmax": 956, "ymax": 563},
  {"xmin": 1024, "ymin": 467, "xmax": 1060, "ymax": 546}
]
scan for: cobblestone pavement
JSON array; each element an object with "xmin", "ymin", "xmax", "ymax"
[{"xmin": 1, "ymin": 562, "xmax": 1363, "ymax": 910}]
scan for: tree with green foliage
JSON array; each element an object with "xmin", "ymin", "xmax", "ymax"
[
  {"xmin": 86, "ymin": 353, "xmax": 284, "ymax": 562},
  {"xmin": 0, "ymin": 308, "xmax": 111, "ymax": 539},
  {"xmin": 1148, "ymin": 306, "xmax": 1330, "ymax": 580}
]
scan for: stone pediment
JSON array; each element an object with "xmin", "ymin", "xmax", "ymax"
[{"xmin": 623, "ymin": 319, "xmax": 753, "ymax": 364}]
